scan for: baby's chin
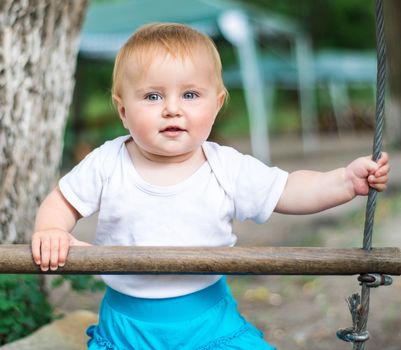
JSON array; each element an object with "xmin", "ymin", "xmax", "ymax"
[{"xmin": 147, "ymin": 147, "xmax": 204, "ymax": 164}]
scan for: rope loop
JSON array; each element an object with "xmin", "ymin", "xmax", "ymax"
[
  {"xmin": 337, "ymin": 328, "xmax": 370, "ymax": 343},
  {"xmin": 337, "ymin": 293, "xmax": 370, "ymax": 345}
]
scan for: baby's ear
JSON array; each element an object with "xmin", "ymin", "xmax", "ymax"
[
  {"xmin": 113, "ymin": 95, "xmax": 127, "ymax": 127},
  {"xmin": 217, "ymin": 90, "xmax": 227, "ymax": 110}
]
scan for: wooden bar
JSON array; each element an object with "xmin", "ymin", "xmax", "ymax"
[{"xmin": 1, "ymin": 245, "xmax": 401, "ymax": 275}]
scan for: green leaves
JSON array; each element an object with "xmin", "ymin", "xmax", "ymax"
[
  {"xmin": 0, "ymin": 275, "xmax": 105, "ymax": 345},
  {"xmin": 0, "ymin": 275, "xmax": 53, "ymax": 345}
]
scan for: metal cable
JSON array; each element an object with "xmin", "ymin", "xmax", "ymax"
[
  {"xmin": 353, "ymin": 1, "xmax": 386, "ymax": 349},
  {"xmin": 363, "ymin": 0, "xmax": 386, "ymax": 250},
  {"xmin": 337, "ymin": 1, "xmax": 386, "ymax": 348}
]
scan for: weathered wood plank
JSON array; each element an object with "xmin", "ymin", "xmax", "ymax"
[{"xmin": 1, "ymin": 245, "xmax": 401, "ymax": 275}]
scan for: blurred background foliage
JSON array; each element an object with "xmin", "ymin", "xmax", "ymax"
[
  {"xmin": 63, "ymin": 0, "xmax": 377, "ymax": 167},
  {"xmin": 0, "ymin": 275, "xmax": 53, "ymax": 345},
  {"xmin": 0, "ymin": 275, "xmax": 105, "ymax": 345},
  {"xmin": 241, "ymin": 0, "xmax": 375, "ymax": 49}
]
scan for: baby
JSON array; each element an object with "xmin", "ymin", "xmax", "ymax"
[{"xmin": 32, "ymin": 23, "xmax": 389, "ymax": 350}]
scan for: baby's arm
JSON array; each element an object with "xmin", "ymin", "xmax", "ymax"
[
  {"xmin": 275, "ymin": 152, "xmax": 390, "ymax": 214},
  {"xmin": 32, "ymin": 187, "xmax": 91, "ymax": 271}
]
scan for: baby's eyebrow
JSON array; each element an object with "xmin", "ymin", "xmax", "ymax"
[
  {"xmin": 134, "ymin": 87, "xmax": 164, "ymax": 94},
  {"xmin": 181, "ymin": 84, "xmax": 207, "ymax": 92}
]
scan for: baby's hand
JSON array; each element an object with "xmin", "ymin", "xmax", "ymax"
[
  {"xmin": 31, "ymin": 229, "xmax": 91, "ymax": 271},
  {"xmin": 345, "ymin": 152, "xmax": 390, "ymax": 196}
]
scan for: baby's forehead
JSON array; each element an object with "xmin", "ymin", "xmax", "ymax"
[
  {"xmin": 131, "ymin": 45, "xmax": 209, "ymax": 65},
  {"xmin": 123, "ymin": 48, "xmax": 214, "ymax": 76}
]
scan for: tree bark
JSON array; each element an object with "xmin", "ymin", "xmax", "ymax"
[
  {"xmin": 384, "ymin": 0, "xmax": 401, "ymax": 146},
  {"xmin": 0, "ymin": 0, "xmax": 88, "ymax": 243}
]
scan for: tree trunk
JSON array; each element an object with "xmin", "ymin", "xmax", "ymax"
[
  {"xmin": 0, "ymin": 0, "xmax": 89, "ymax": 243},
  {"xmin": 384, "ymin": 0, "xmax": 401, "ymax": 146}
]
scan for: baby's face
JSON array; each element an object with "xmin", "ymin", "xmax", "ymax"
[{"xmin": 115, "ymin": 51, "xmax": 225, "ymax": 162}]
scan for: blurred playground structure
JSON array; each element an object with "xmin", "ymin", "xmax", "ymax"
[{"xmin": 76, "ymin": 0, "xmax": 378, "ymax": 163}]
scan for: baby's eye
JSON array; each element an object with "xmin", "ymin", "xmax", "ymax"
[
  {"xmin": 183, "ymin": 92, "xmax": 198, "ymax": 100},
  {"xmin": 146, "ymin": 93, "xmax": 161, "ymax": 101}
]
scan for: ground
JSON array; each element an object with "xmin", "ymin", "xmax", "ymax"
[{"xmin": 46, "ymin": 133, "xmax": 401, "ymax": 350}]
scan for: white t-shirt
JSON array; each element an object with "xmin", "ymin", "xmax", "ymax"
[{"xmin": 59, "ymin": 135, "xmax": 288, "ymax": 298}]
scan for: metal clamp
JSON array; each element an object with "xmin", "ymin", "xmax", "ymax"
[
  {"xmin": 337, "ymin": 328, "xmax": 370, "ymax": 343},
  {"xmin": 358, "ymin": 273, "xmax": 393, "ymax": 287}
]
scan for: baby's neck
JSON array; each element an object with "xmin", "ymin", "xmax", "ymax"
[{"xmin": 125, "ymin": 140, "xmax": 206, "ymax": 186}]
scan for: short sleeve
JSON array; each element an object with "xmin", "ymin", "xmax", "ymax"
[
  {"xmin": 234, "ymin": 155, "xmax": 288, "ymax": 223},
  {"xmin": 59, "ymin": 147, "xmax": 105, "ymax": 217}
]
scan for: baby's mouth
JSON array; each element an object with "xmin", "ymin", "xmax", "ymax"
[{"xmin": 161, "ymin": 126, "xmax": 186, "ymax": 133}]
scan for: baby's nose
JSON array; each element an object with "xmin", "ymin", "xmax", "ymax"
[{"xmin": 162, "ymin": 98, "xmax": 182, "ymax": 117}]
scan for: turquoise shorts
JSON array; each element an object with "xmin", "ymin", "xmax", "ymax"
[{"xmin": 87, "ymin": 277, "xmax": 276, "ymax": 349}]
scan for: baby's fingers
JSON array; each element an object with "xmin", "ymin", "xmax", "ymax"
[
  {"xmin": 58, "ymin": 236, "xmax": 70, "ymax": 268},
  {"xmin": 375, "ymin": 162, "xmax": 390, "ymax": 178},
  {"xmin": 49, "ymin": 237, "xmax": 61, "ymax": 271},
  {"xmin": 31, "ymin": 235, "xmax": 42, "ymax": 266},
  {"xmin": 40, "ymin": 236, "xmax": 51, "ymax": 271},
  {"xmin": 377, "ymin": 152, "xmax": 389, "ymax": 166},
  {"xmin": 370, "ymin": 182, "xmax": 387, "ymax": 192},
  {"xmin": 368, "ymin": 174, "xmax": 388, "ymax": 192}
]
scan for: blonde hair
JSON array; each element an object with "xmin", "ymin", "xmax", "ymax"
[{"xmin": 112, "ymin": 23, "xmax": 227, "ymax": 103}]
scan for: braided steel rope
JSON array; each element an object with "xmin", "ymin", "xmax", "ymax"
[
  {"xmin": 337, "ymin": 1, "xmax": 386, "ymax": 348},
  {"xmin": 353, "ymin": 1, "xmax": 386, "ymax": 349},
  {"xmin": 363, "ymin": 0, "xmax": 386, "ymax": 251}
]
